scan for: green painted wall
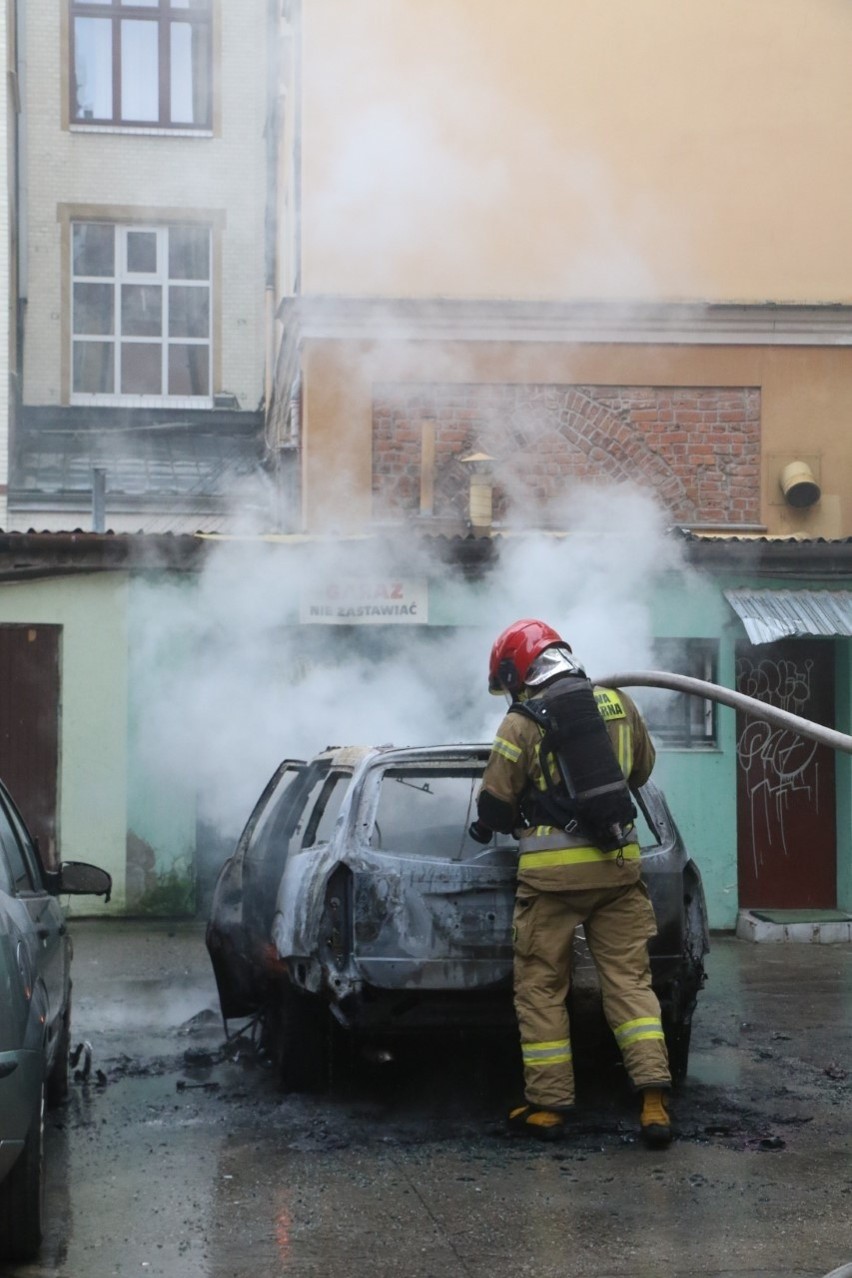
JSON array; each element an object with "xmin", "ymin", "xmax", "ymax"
[
  {"xmin": 126, "ymin": 574, "xmax": 199, "ymax": 915},
  {"xmin": 0, "ymin": 554, "xmax": 844, "ymax": 931},
  {"xmin": 434, "ymin": 563, "xmax": 852, "ymax": 930},
  {"xmin": 648, "ymin": 573, "xmax": 741, "ymax": 929},
  {"xmin": 0, "ymin": 573, "xmax": 128, "ymax": 912}
]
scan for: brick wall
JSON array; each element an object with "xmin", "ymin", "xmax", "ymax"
[{"xmin": 372, "ymin": 383, "xmax": 761, "ymax": 525}]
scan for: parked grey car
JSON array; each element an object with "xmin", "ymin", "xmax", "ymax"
[
  {"xmin": 207, "ymin": 744, "xmax": 709, "ymax": 1092},
  {"xmin": 0, "ymin": 778, "xmax": 111, "ymax": 1262}
]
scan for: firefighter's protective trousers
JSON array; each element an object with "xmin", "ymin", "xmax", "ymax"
[{"xmin": 513, "ymin": 879, "xmax": 669, "ymax": 1107}]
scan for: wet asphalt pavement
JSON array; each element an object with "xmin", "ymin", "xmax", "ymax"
[{"xmin": 7, "ymin": 920, "xmax": 852, "ymax": 1278}]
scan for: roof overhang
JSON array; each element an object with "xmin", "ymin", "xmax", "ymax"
[
  {"xmin": 279, "ymin": 297, "xmax": 852, "ymax": 347},
  {"xmin": 725, "ymin": 588, "xmax": 852, "ymax": 644}
]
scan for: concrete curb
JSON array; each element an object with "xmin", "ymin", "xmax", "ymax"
[{"xmin": 736, "ymin": 911, "xmax": 852, "ymax": 944}]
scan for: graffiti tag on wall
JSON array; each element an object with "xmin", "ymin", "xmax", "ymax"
[{"xmin": 736, "ymin": 657, "xmax": 819, "ymax": 878}]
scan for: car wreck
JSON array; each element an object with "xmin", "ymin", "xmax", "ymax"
[{"xmin": 207, "ymin": 743, "xmax": 709, "ymax": 1091}]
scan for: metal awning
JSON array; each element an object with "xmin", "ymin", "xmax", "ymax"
[{"xmin": 724, "ymin": 589, "xmax": 852, "ymax": 644}]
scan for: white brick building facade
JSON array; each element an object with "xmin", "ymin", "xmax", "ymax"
[{"xmin": 13, "ymin": 0, "xmax": 270, "ymax": 532}]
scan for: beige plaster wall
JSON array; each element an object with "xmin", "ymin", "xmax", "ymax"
[
  {"xmin": 301, "ymin": 339, "xmax": 852, "ymax": 536},
  {"xmin": 301, "ymin": 0, "xmax": 852, "ymax": 303}
]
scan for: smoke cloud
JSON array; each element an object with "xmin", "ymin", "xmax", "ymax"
[
  {"xmin": 132, "ymin": 483, "xmax": 686, "ymax": 863},
  {"xmin": 130, "ymin": 3, "xmax": 699, "ymax": 894}
]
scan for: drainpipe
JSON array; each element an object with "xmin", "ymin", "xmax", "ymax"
[
  {"xmin": 594, "ymin": 670, "xmax": 852, "ymax": 755},
  {"xmin": 263, "ymin": 0, "xmax": 279, "ymax": 422},
  {"xmin": 92, "ymin": 467, "xmax": 106, "ymax": 532}
]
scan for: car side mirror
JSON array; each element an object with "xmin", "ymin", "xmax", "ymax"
[{"xmin": 49, "ymin": 862, "xmax": 113, "ymax": 902}]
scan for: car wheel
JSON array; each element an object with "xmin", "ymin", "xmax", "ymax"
[
  {"xmin": 262, "ymin": 983, "xmax": 333, "ymax": 1093},
  {"xmin": 0, "ymin": 1078, "xmax": 45, "ymax": 1262},
  {"xmin": 47, "ymin": 992, "xmax": 71, "ymax": 1108},
  {"xmin": 664, "ymin": 1018, "xmax": 692, "ymax": 1088}
]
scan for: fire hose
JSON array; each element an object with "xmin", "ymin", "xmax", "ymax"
[{"xmin": 594, "ymin": 671, "xmax": 852, "ymax": 756}]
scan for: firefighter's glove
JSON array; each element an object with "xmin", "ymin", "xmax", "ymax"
[{"xmin": 468, "ymin": 820, "xmax": 493, "ymax": 845}]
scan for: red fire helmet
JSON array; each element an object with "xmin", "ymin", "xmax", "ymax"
[{"xmin": 488, "ymin": 619, "xmax": 570, "ymax": 695}]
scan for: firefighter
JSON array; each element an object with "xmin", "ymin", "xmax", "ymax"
[{"xmin": 472, "ymin": 618, "xmax": 672, "ymax": 1146}]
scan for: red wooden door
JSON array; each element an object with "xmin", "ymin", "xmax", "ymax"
[
  {"xmin": 736, "ymin": 640, "xmax": 836, "ymax": 909},
  {"xmin": 0, "ymin": 624, "xmax": 61, "ymax": 869}
]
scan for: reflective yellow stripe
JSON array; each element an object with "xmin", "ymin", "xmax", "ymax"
[
  {"xmin": 522, "ymin": 1039, "xmax": 573, "ymax": 1066},
  {"xmin": 519, "ymin": 843, "xmax": 641, "ymax": 870},
  {"xmin": 616, "ymin": 721, "xmax": 632, "ymax": 775},
  {"xmin": 493, "ymin": 735, "xmax": 522, "ymax": 763},
  {"xmin": 614, "ymin": 1017, "xmax": 665, "ymax": 1045}
]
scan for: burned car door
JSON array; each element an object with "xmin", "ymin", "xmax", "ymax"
[
  {"xmin": 349, "ymin": 763, "xmax": 518, "ymax": 992},
  {"xmin": 207, "ymin": 760, "xmax": 307, "ymax": 1018}
]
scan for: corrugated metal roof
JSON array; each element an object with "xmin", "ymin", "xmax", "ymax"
[{"xmin": 725, "ymin": 588, "xmax": 852, "ymax": 644}]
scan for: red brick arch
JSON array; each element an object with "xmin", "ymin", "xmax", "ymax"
[{"xmin": 372, "ymin": 382, "xmax": 761, "ymax": 525}]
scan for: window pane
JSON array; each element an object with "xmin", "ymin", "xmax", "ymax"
[
  {"xmin": 121, "ymin": 343, "xmax": 162, "ymax": 394},
  {"xmin": 121, "ymin": 0, "xmax": 159, "ymax": 6},
  {"xmin": 127, "ymin": 230, "xmax": 158, "ymax": 274},
  {"xmin": 171, "ymin": 1, "xmax": 212, "ymax": 10},
  {"xmin": 169, "ymin": 286, "xmax": 208, "ymax": 338},
  {"xmin": 74, "ymin": 282, "xmax": 115, "ymax": 336},
  {"xmin": 122, "ymin": 284, "xmax": 162, "ymax": 337},
  {"xmin": 171, "ymin": 21, "xmax": 211, "ymax": 125},
  {"xmin": 73, "ymin": 223, "xmax": 115, "ymax": 277},
  {"xmin": 74, "ymin": 342, "xmax": 115, "ymax": 394},
  {"xmin": 121, "ymin": 20, "xmax": 159, "ymax": 122},
  {"xmin": 169, "ymin": 226, "xmax": 210, "ymax": 280},
  {"xmin": 73, "ymin": 18, "xmax": 113, "ymax": 121},
  {"xmin": 646, "ymin": 640, "xmax": 717, "ymax": 748},
  {"xmin": 169, "ymin": 344, "xmax": 209, "ymax": 395}
]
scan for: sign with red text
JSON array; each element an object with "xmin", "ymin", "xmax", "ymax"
[{"xmin": 300, "ymin": 578, "xmax": 429, "ymax": 625}]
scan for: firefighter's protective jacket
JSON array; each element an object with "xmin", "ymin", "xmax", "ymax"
[{"xmin": 478, "ymin": 682, "xmax": 655, "ymax": 891}]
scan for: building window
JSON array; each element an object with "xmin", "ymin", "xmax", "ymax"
[
  {"xmin": 72, "ymin": 221, "xmax": 212, "ymax": 403},
  {"xmin": 70, "ymin": 0, "xmax": 213, "ymax": 130},
  {"xmin": 644, "ymin": 639, "xmax": 718, "ymax": 749}
]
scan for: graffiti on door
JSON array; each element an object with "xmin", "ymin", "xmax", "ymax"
[{"xmin": 735, "ymin": 656, "xmax": 820, "ymax": 876}]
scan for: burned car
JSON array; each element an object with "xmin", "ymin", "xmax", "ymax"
[
  {"xmin": 0, "ymin": 777, "xmax": 112, "ymax": 1262},
  {"xmin": 207, "ymin": 744, "xmax": 708, "ymax": 1091}
]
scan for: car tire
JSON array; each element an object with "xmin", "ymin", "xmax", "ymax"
[
  {"xmin": 664, "ymin": 1018, "xmax": 692, "ymax": 1088},
  {"xmin": 46, "ymin": 991, "xmax": 71, "ymax": 1108},
  {"xmin": 0, "ymin": 1078, "xmax": 45, "ymax": 1262},
  {"xmin": 263, "ymin": 983, "xmax": 333, "ymax": 1093}
]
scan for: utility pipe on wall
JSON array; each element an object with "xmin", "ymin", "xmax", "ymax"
[{"xmin": 594, "ymin": 671, "xmax": 852, "ymax": 756}]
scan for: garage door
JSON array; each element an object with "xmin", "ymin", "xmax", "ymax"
[
  {"xmin": 0, "ymin": 624, "xmax": 61, "ymax": 868},
  {"xmin": 736, "ymin": 639, "xmax": 836, "ymax": 909}
]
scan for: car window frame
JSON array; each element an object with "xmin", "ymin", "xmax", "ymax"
[
  {"xmin": 356, "ymin": 756, "xmax": 515, "ymax": 862},
  {"xmin": 297, "ymin": 770, "xmax": 352, "ymax": 850},
  {"xmin": 240, "ymin": 759, "xmax": 306, "ymax": 867},
  {"xmin": 0, "ymin": 785, "xmax": 45, "ymax": 896}
]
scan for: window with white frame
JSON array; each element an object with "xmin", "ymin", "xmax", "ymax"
[
  {"xmin": 643, "ymin": 639, "xmax": 718, "ymax": 749},
  {"xmin": 70, "ymin": 0, "xmax": 213, "ymax": 131},
  {"xmin": 72, "ymin": 221, "xmax": 212, "ymax": 403}
]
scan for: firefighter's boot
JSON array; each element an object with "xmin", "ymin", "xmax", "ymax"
[
  {"xmin": 507, "ymin": 1103, "xmax": 568, "ymax": 1141},
  {"xmin": 640, "ymin": 1088, "xmax": 672, "ymax": 1148}
]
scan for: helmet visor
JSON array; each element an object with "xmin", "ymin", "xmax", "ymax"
[{"xmin": 524, "ymin": 646, "xmax": 585, "ymax": 687}]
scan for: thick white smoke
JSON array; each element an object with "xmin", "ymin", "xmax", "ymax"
[{"xmin": 132, "ymin": 482, "xmax": 685, "ymax": 844}]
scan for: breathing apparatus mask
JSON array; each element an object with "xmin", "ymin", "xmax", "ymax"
[{"xmin": 521, "ymin": 646, "xmax": 586, "ymax": 691}]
